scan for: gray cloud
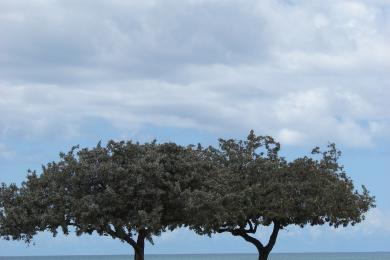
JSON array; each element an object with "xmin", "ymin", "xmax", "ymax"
[
  {"xmin": 0, "ymin": 0, "xmax": 269, "ymax": 83},
  {"xmin": 0, "ymin": 0, "xmax": 389, "ymax": 147}
]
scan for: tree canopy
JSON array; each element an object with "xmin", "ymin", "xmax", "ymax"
[
  {"xmin": 1, "ymin": 140, "xmax": 198, "ymax": 260},
  {"xmin": 184, "ymin": 131, "xmax": 375, "ymax": 260},
  {"xmin": 0, "ymin": 132, "xmax": 375, "ymax": 260}
]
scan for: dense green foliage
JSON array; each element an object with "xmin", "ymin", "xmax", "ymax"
[
  {"xmin": 0, "ymin": 183, "xmax": 38, "ymax": 243},
  {"xmin": 0, "ymin": 141, "xmax": 198, "ymax": 260},
  {"xmin": 185, "ymin": 131, "xmax": 375, "ymax": 260},
  {"xmin": 0, "ymin": 132, "xmax": 375, "ymax": 260}
]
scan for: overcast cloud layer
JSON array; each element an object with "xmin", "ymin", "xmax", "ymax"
[{"xmin": 1, "ymin": 0, "xmax": 390, "ymax": 147}]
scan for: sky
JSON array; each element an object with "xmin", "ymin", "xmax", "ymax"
[{"xmin": 0, "ymin": 0, "xmax": 389, "ymax": 255}]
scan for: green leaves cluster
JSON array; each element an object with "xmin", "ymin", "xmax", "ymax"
[{"xmin": 0, "ymin": 131, "xmax": 375, "ymax": 260}]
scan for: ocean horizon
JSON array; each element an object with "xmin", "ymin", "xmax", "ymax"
[{"xmin": 1, "ymin": 252, "xmax": 390, "ymax": 260}]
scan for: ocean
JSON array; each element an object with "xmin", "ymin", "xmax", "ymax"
[{"xmin": 0, "ymin": 253, "xmax": 389, "ymax": 260}]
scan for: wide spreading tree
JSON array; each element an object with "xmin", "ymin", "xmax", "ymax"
[
  {"xmin": 0, "ymin": 140, "xmax": 198, "ymax": 260},
  {"xmin": 185, "ymin": 131, "xmax": 375, "ymax": 260},
  {"xmin": 0, "ymin": 132, "xmax": 375, "ymax": 259}
]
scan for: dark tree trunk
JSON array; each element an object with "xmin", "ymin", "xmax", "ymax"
[
  {"xmin": 219, "ymin": 221, "xmax": 280, "ymax": 260},
  {"xmin": 258, "ymin": 248, "xmax": 270, "ymax": 260},
  {"xmin": 133, "ymin": 230, "xmax": 146, "ymax": 260},
  {"xmin": 133, "ymin": 246, "xmax": 144, "ymax": 260},
  {"xmin": 105, "ymin": 226, "xmax": 147, "ymax": 260},
  {"xmin": 134, "ymin": 245, "xmax": 145, "ymax": 260},
  {"xmin": 239, "ymin": 220, "xmax": 280, "ymax": 260}
]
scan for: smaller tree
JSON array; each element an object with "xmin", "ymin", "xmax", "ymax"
[
  {"xmin": 0, "ymin": 141, "xmax": 197, "ymax": 260},
  {"xmin": 185, "ymin": 131, "xmax": 375, "ymax": 260}
]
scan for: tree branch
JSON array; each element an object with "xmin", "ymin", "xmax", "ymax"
[
  {"xmin": 264, "ymin": 220, "xmax": 280, "ymax": 252},
  {"xmin": 68, "ymin": 222, "xmax": 138, "ymax": 248},
  {"xmin": 234, "ymin": 229, "xmax": 264, "ymax": 251},
  {"xmin": 247, "ymin": 221, "xmax": 254, "ymax": 232},
  {"xmin": 216, "ymin": 227, "xmax": 232, "ymax": 233},
  {"xmin": 217, "ymin": 227, "xmax": 264, "ymax": 251},
  {"xmin": 244, "ymin": 220, "xmax": 258, "ymax": 234},
  {"xmin": 111, "ymin": 225, "xmax": 138, "ymax": 249}
]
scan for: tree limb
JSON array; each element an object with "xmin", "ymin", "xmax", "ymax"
[
  {"xmin": 264, "ymin": 220, "xmax": 280, "ymax": 252},
  {"xmin": 111, "ymin": 225, "xmax": 138, "ymax": 249},
  {"xmin": 244, "ymin": 220, "xmax": 258, "ymax": 234},
  {"xmin": 217, "ymin": 227, "xmax": 264, "ymax": 251}
]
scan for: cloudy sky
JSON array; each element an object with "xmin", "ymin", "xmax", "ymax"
[{"xmin": 0, "ymin": 0, "xmax": 389, "ymax": 255}]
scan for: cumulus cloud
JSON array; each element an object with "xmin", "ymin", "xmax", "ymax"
[{"xmin": 0, "ymin": 0, "xmax": 389, "ymax": 147}]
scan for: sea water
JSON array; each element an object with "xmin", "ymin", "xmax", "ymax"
[{"xmin": 1, "ymin": 253, "xmax": 390, "ymax": 260}]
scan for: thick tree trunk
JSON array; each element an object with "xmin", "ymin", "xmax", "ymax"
[
  {"xmin": 133, "ymin": 231, "xmax": 146, "ymax": 260},
  {"xmin": 133, "ymin": 246, "xmax": 144, "ymax": 260},
  {"xmin": 243, "ymin": 221, "xmax": 280, "ymax": 260},
  {"xmin": 220, "ymin": 221, "xmax": 280, "ymax": 260},
  {"xmin": 257, "ymin": 249, "xmax": 270, "ymax": 260}
]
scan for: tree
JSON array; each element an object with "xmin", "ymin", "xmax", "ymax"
[
  {"xmin": 0, "ymin": 141, "xmax": 197, "ymax": 260},
  {"xmin": 185, "ymin": 131, "xmax": 375, "ymax": 260}
]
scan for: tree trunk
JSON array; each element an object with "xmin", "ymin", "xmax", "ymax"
[
  {"xmin": 133, "ymin": 247, "xmax": 144, "ymax": 260},
  {"xmin": 258, "ymin": 249, "xmax": 270, "ymax": 260},
  {"xmin": 133, "ymin": 231, "xmax": 145, "ymax": 260},
  {"xmin": 223, "ymin": 221, "xmax": 279, "ymax": 260}
]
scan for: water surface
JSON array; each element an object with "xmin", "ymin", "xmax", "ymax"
[{"xmin": 1, "ymin": 253, "xmax": 390, "ymax": 260}]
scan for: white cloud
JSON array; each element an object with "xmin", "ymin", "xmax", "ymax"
[
  {"xmin": 0, "ymin": 0, "xmax": 389, "ymax": 147},
  {"xmin": 353, "ymin": 208, "xmax": 390, "ymax": 234},
  {"xmin": 276, "ymin": 208, "xmax": 390, "ymax": 242},
  {"xmin": 278, "ymin": 129, "xmax": 305, "ymax": 146}
]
